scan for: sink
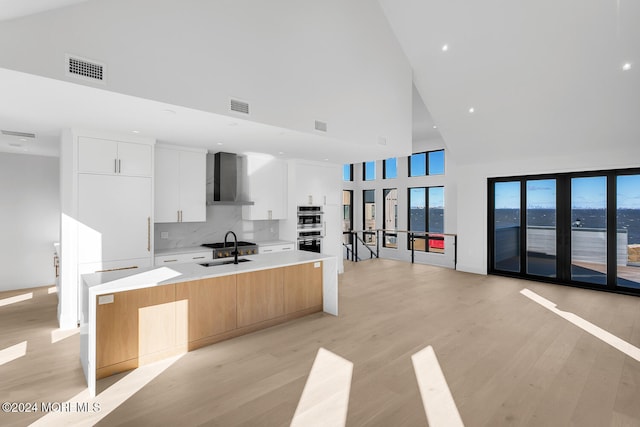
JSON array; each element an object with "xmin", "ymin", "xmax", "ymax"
[{"xmin": 199, "ymin": 258, "xmax": 252, "ymax": 267}]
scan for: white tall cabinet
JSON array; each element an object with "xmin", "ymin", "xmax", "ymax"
[
  {"xmin": 59, "ymin": 130, "xmax": 154, "ymax": 329},
  {"xmin": 281, "ymin": 160, "xmax": 343, "ymax": 274},
  {"xmin": 154, "ymin": 145, "xmax": 206, "ymax": 223}
]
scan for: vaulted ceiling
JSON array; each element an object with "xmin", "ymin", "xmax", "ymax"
[
  {"xmin": 1, "ymin": 0, "xmax": 638, "ymax": 167},
  {"xmin": 379, "ymin": 0, "xmax": 640, "ymax": 165}
]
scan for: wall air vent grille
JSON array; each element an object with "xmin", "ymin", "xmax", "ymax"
[
  {"xmin": 1, "ymin": 130, "xmax": 36, "ymax": 138},
  {"xmin": 230, "ymin": 99, "xmax": 250, "ymax": 114},
  {"xmin": 315, "ymin": 120, "xmax": 328, "ymax": 132},
  {"xmin": 66, "ymin": 55, "xmax": 105, "ymax": 82}
]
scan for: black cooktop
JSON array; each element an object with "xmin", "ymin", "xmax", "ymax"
[{"xmin": 201, "ymin": 241, "xmax": 256, "ymax": 249}]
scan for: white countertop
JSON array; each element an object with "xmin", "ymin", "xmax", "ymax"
[{"xmin": 83, "ymin": 251, "xmax": 333, "ymax": 295}]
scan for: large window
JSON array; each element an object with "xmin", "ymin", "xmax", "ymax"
[
  {"xmin": 409, "ymin": 153, "xmax": 426, "ymax": 177},
  {"xmin": 343, "ymin": 190, "xmax": 353, "ymax": 244},
  {"xmin": 383, "ymin": 158, "xmax": 397, "ymax": 179},
  {"xmin": 383, "ymin": 189, "xmax": 398, "ymax": 248},
  {"xmin": 363, "ymin": 161, "xmax": 376, "ymax": 181},
  {"xmin": 409, "ymin": 150, "xmax": 445, "ymax": 177},
  {"xmin": 408, "ymin": 186, "xmax": 445, "ymax": 252},
  {"xmin": 343, "ymin": 164, "xmax": 353, "ymax": 181},
  {"xmin": 489, "ymin": 169, "xmax": 640, "ymax": 294},
  {"xmin": 363, "ymin": 190, "xmax": 376, "ymax": 245}
]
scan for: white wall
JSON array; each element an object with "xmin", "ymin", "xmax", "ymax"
[
  {"xmin": 0, "ymin": 0, "xmax": 412, "ymax": 157},
  {"xmin": 456, "ymin": 146, "xmax": 640, "ymax": 275},
  {"xmin": 0, "ymin": 153, "xmax": 59, "ymax": 291}
]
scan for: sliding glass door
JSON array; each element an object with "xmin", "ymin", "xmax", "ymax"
[
  {"xmin": 489, "ymin": 168, "xmax": 640, "ymax": 295},
  {"xmin": 526, "ymin": 179, "xmax": 557, "ymax": 277},
  {"xmin": 617, "ymin": 174, "xmax": 640, "ymax": 289},
  {"xmin": 570, "ymin": 176, "xmax": 607, "ymax": 285}
]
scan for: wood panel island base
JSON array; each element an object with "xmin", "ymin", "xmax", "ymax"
[{"xmin": 80, "ymin": 252, "xmax": 337, "ymax": 396}]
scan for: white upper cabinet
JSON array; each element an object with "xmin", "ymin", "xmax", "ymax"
[
  {"xmin": 155, "ymin": 146, "xmax": 206, "ymax": 223},
  {"xmin": 242, "ymin": 155, "xmax": 287, "ymax": 220},
  {"xmin": 78, "ymin": 136, "xmax": 152, "ymax": 177}
]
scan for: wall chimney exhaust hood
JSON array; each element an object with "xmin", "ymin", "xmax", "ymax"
[{"xmin": 206, "ymin": 152, "xmax": 254, "ymax": 205}]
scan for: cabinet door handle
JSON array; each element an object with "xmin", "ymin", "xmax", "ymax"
[
  {"xmin": 177, "ymin": 210, "xmax": 181, "ymax": 222},
  {"xmin": 147, "ymin": 217, "xmax": 151, "ymax": 252},
  {"xmin": 118, "ymin": 159, "xmax": 122, "ymax": 174},
  {"xmin": 180, "ymin": 210, "xmax": 183, "ymax": 222},
  {"xmin": 192, "ymin": 256, "xmax": 205, "ymax": 259},
  {"xmin": 163, "ymin": 259, "xmax": 178, "ymax": 263},
  {"xmin": 114, "ymin": 159, "xmax": 118, "ymax": 173}
]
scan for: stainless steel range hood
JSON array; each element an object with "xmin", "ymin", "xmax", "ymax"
[{"xmin": 206, "ymin": 152, "xmax": 254, "ymax": 205}]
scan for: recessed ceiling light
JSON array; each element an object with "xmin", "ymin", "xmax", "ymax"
[
  {"xmin": 442, "ymin": 44, "xmax": 449, "ymax": 52},
  {"xmin": 468, "ymin": 107, "xmax": 475, "ymax": 114},
  {"xmin": 19, "ymin": 138, "xmax": 27, "ymax": 142},
  {"xmin": 324, "ymin": 158, "xmax": 329, "ymax": 161},
  {"xmin": 162, "ymin": 109, "xmax": 176, "ymax": 115},
  {"xmin": 278, "ymin": 151, "xmax": 284, "ymax": 155},
  {"xmin": 432, "ymin": 125, "xmax": 437, "ymax": 129},
  {"xmin": 132, "ymin": 130, "xmax": 140, "ymax": 134},
  {"xmin": 217, "ymin": 142, "xmax": 223, "ymax": 146},
  {"xmin": 622, "ymin": 62, "xmax": 632, "ymax": 71}
]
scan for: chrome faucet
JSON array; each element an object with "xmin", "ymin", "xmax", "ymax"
[{"xmin": 224, "ymin": 231, "xmax": 239, "ymax": 264}]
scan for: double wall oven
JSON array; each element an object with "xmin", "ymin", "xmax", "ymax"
[{"xmin": 297, "ymin": 206, "xmax": 323, "ymax": 253}]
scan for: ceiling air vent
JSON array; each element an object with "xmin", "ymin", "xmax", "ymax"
[
  {"xmin": 230, "ymin": 99, "xmax": 250, "ymax": 115},
  {"xmin": 66, "ymin": 54, "xmax": 105, "ymax": 83},
  {"xmin": 1, "ymin": 130, "xmax": 36, "ymax": 138},
  {"xmin": 315, "ymin": 120, "xmax": 327, "ymax": 132}
]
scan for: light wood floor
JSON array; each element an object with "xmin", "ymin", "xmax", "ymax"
[{"xmin": 1, "ymin": 259, "xmax": 640, "ymax": 426}]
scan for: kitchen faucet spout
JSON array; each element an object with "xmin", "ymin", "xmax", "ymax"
[{"xmin": 224, "ymin": 231, "xmax": 239, "ymax": 264}]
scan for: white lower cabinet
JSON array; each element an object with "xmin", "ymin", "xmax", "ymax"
[
  {"xmin": 258, "ymin": 243, "xmax": 295, "ymax": 254},
  {"xmin": 154, "ymin": 251, "xmax": 213, "ymax": 265}
]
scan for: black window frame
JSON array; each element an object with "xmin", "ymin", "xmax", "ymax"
[
  {"xmin": 408, "ymin": 149, "xmax": 445, "ymax": 177},
  {"xmin": 383, "ymin": 158, "xmax": 398, "ymax": 179},
  {"xmin": 363, "ymin": 189, "xmax": 376, "ymax": 245},
  {"xmin": 383, "ymin": 188, "xmax": 398, "ymax": 248},
  {"xmin": 363, "ymin": 161, "xmax": 376, "ymax": 181},
  {"xmin": 343, "ymin": 164, "xmax": 353, "ymax": 182},
  {"xmin": 407, "ymin": 186, "xmax": 445, "ymax": 253},
  {"xmin": 487, "ymin": 167, "xmax": 640, "ymax": 297}
]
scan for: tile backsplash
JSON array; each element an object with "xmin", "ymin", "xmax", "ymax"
[{"xmin": 154, "ymin": 205, "xmax": 279, "ymax": 250}]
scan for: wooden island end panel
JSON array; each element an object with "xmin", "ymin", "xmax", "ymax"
[
  {"xmin": 96, "ymin": 284, "xmax": 184, "ymax": 379},
  {"xmin": 284, "ymin": 261, "xmax": 323, "ymax": 314}
]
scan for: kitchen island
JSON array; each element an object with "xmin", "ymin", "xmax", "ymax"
[{"xmin": 80, "ymin": 251, "xmax": 337, "ymax": 396}]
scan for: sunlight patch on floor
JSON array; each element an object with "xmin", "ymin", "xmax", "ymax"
[
  {"xmin": 0, "ymin": 341, "xmax": 27, "ymax": 366},
  {"xmin": 0, "ymin": 292, "xmax": 33, "ymax": 307},
  {"xmin": 412, "ymin": 345, "xmax": 465, "ymax": 427},
  {"xmin": 29, "ymin": 354, "xmax": 184, "ymax": 427},
  {"xmin": 521, "ymin": 288, "xmax": 640, "ymax": 362},
  {"xmin": 290, "ymin": 348, "xmax": 353, "ymax": 427}
]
